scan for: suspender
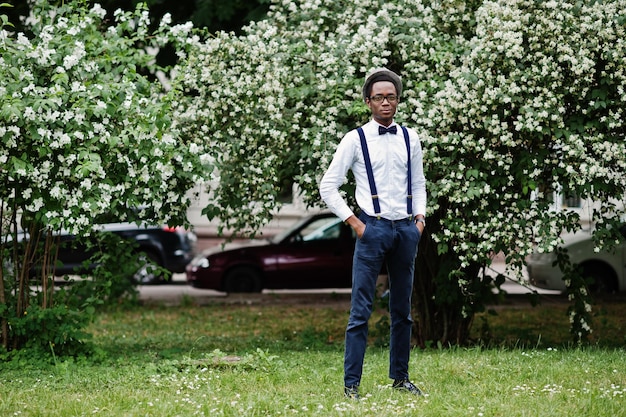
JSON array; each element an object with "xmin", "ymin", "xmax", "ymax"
[
  {"xmin": 357, "ymin": 127, "xmax": 381, "ymax": 215},
  {"xmin": 356, "ymin": 126, "xmax": 413, "ymax": 218},
  {"xmin": 403, "ymin": 126, "xmax": 413, "ymax": 216}
]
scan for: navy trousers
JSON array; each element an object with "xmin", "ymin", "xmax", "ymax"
[{"xmin": 344, "ymin": 213, "xmax": 421, "ymax": 388}]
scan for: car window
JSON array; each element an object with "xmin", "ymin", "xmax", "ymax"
[{"xmin": 302, "ymin": 218, "xmax": 342, "ymax": 241}]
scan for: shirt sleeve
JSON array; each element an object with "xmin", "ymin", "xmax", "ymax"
[
  {"xmin": 319, "ymin": 132, "xmax": 357, "ymax": 222},
  {"xmin": 409, "ymin": 128, "xmax": 427, "ymax": 217}
]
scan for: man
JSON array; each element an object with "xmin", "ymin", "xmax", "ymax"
[{"xmin": 319, "ymin": 68, "xmax": 427, "ymax": 399}]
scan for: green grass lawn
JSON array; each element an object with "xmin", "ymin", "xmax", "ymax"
[{"xmin": 1, "ymin": 296, "xmax": 625, "ymax": 416}]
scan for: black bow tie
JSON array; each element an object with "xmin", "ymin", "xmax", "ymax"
[{"xmin": 379, "ymin": 125, "xmax": 397, "ymax": 135}]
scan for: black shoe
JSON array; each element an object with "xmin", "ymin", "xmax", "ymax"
[
  {"xmin": 344, "ymin": 385, "xmax": 360, "ymax": 400},
  {"xmin": 392, "ymin": 379, "xmax": 423, "ymax": 396}
]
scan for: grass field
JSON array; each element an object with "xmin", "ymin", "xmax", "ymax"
[{"xmin": 1, "ymin": 294, "xmax": 625, "ymax": 416}]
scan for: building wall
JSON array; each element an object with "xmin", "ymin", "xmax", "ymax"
[{"xmin": 186, "ymin": 183, "xmax": 322, "ymax": 248}]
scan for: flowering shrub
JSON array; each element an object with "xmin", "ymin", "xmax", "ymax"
[
  {"xmin": 412, "ymin": 0, "xmax": 626, "ymax": 343},
  {"xmin": 0, "ymin": 1, "xmax": 210, "ymax": 353},
  {"xmin": 173, "ymin": 0, "xmax": 626, "ymax": 344},
  {"xmin": 170, "ymin": 0, "xmax": 395, "ymax": 234},
  {"xmin": 3, "ymin": 0, "xmax": 623, "ymax": 350}
]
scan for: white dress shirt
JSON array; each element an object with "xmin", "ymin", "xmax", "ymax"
[{"xmin": 320, "ymin": 119, "xmax": 427, "ymax": 221}]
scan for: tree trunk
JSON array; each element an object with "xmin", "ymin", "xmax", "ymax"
[{"xmin": 412, "ymin": 212, "xmax": 478, "ymax": 347}]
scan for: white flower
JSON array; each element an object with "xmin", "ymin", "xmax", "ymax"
[
  {"xmin": 90, "ymin": 4, "xmax": 107, "ymax": 19},
  {"xmin": 162, "ymin": 134, "xmax": 176, "ymax": 146},
  {"xmin": 50, "ymin": 185, "xmax": 62, "ymax": 198},
  {"xmin": 160, "ymin": 13, "xmax": 172, "ymax": 26},
  {"xmin": 23, "ymin": 107, "xmax": 36, "ymax": 121},
  {"xmin": 28, "ymin": 197, "xmax": 44, "ymax": 212}
]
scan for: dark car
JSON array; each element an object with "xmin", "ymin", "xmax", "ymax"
[
  {"xmin": 51, "ymin": 221, "xmax": 196, "ymax": 284},
  {"xmin": 186, "ymin": 212, "xmax": 356, "ymax": 292}
]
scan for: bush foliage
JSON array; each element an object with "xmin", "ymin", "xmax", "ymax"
[
  {"xmin": 0, "ymin": 1, "xmax": 210, "ymax": 354},
  {"xmin": 2, "ymin": 0, "xmax": 626, "ymax": 354},
  {"xmin": 171, "ymin": 0, "xmax": 626, "ymax": 344}
]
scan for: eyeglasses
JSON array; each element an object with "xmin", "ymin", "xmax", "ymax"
[{"xmin": 368, "ymin": 95, "xmax": 399, "ymax": 103}]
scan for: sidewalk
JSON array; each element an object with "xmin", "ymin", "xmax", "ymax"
[{"xmin": 139, "ymin": 257, "xmax": 561, "ymax": 306}]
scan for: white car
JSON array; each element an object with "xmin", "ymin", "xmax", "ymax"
[{"xmin": 527, "ymin": 225, "xmax": 626, "ymax": 293}]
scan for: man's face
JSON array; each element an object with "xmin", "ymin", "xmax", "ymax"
[{"xmin": 365, "ymin": 81, "xmax": 398, "ymax": 126}]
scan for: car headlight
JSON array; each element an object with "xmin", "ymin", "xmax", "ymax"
[{"xmin": 192, "ymin": 255, "xmax": 210, "ymax": 269}]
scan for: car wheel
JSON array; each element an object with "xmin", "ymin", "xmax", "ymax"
[
  {"xmin": 582, "ymin": 263, "xmax": 618, "ymax": 294},
  {"xmin": 223, "ymin": 266, "xmax": 262, "ymax": 293},
  {"xmin": 133, "ymin": 250, "xmax": 170, "ymax": 285}
]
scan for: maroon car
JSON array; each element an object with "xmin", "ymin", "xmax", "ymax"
[{"xmin": 186, "ymin": 212, "xmax": 356, "ymax": 292}]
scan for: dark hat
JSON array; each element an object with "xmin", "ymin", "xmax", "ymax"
[{"xmin": 362, "ymin": 68, "xmax": 402, "ymax": 100}]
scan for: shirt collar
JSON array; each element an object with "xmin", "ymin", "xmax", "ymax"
[{"xmin": 371, "ymin": 119, "xmax": 397, "ymax": 129}]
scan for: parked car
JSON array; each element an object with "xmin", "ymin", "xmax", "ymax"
[
  {"xmin": 527, "ymin": 225, "xmax": 626, "ymax": 293},
  {"xmin": 50, "ymin": 221, "xmax": 197, "ymax": 284},
  {"xmin": 6, "ymin": 216, "xmax": 196, "ymax": 284},
  {"xmin": 186, "ymin": 212, "xmax": 356, "ymax": 292}
]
